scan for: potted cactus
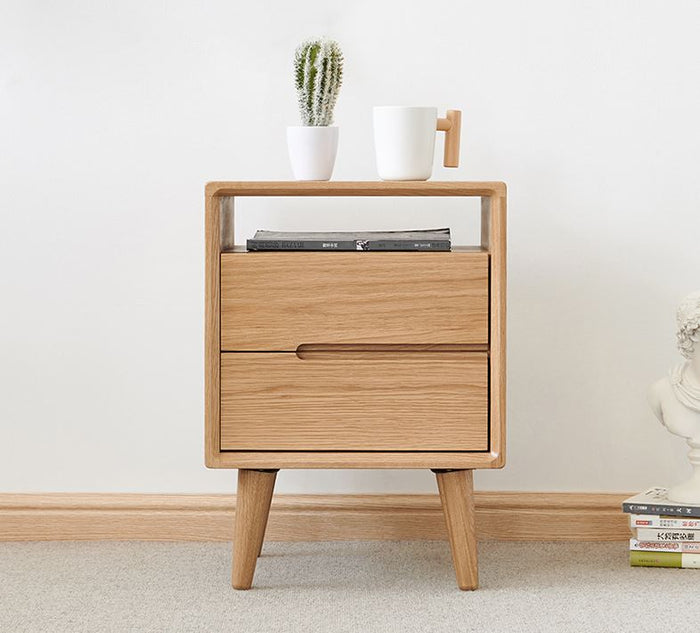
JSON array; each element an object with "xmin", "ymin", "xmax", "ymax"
[{"xmin": 287, "ymin": 38, "xmax": 344, "ymax": 181}]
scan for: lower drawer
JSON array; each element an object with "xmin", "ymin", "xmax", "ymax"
[{"xmin": 220, "ymin": 352, "xmax": 488, "ymax": 452}]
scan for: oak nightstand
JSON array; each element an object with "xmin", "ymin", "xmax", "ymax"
[{"xmin": 204, "ymin": 181, "xmax": 506, "ymax": 590}]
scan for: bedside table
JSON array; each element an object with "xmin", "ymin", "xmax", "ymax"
[{"xmin": 204, "ymin": 181, "xmax": 506, "ymax": 590}]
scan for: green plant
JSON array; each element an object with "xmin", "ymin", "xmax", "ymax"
[{"xmin": 294, "ymin": 38, "xmax": 344, "ymax": 126}]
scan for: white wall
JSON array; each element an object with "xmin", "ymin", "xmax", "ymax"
[{"xmin": 1, "ymin": 0, "xmax": 699, "ymax": 494}]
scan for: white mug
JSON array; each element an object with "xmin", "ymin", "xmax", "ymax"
[{"xmin": 373, "ymin": 106, "xmax": 461, "ymax": 181}]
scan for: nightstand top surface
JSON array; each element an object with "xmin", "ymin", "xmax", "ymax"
[{"xmin": 206, "ymin": 181, "xmax": 506, "ymax": 197}]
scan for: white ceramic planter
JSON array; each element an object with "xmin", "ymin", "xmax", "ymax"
[{"xmin": 287, "ymin": 126, "xmax": 339, "ymax": 181}]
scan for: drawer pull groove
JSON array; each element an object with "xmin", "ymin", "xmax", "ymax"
[{"xmin": 295, "ymin": 343, "xmax": 488, "ymax": 360}]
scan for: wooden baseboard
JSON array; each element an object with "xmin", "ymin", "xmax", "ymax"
[{"xmin": 0, "ymin": 492, "xmax": 631, "ymax": 542}]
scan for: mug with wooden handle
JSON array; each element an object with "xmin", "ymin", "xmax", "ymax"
[{"xmin": 373, "ymin": 106, "xmax": 462, "ymax": 181}]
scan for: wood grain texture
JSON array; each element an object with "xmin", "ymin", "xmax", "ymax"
[
  {"xmin": 205, "ymin": 181, "xmax": 507, "ymax": 471},
  {"xmin": 232, "ymin": 469, "xmax": 277, "ymax": 589},
  {"xmin": 206, "ymin": 181, "xmax": 506, "ymax": 198},
  {"xmin": 220, "ymin": 251, "xmax": 489, "ymax": 350},
  {"xmin": 482, "ymin": 192, "xmax": 507, "ymax": 466},
  {"xmin": 436, "ymin": 470, "xmax": 478, "ymax": 590},
  {"xmin": 204, "ymin": 193, "xmax": 221, "ymax": 467},
  {"xmin": 0, "ymin": 492, "xmax": 631, "ymax": 542},
  {"xmin": 220, "ymin": 352, "xmax": 488, "ymax": 451},
  {"xmin": 208, "ymin": 451, "xmax": 500, "ymax": 469},
  {"xmin": 220, "ymin": 197, "xmax": 235, "ymax": 251},
  {"xmin": 441, "ymin": 110, "xmax": 461, "ymax": 168}
]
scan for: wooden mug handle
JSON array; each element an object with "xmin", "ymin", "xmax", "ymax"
[{"xmin": 436, "ymin": 110, "xmax": 461, "ymax": 168}]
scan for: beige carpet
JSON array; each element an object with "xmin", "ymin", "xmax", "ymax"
[{"xmin": 0, "ymin": 541, "xmax": 696, "ymax": 632}]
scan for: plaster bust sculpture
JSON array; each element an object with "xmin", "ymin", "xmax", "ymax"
[{"xmin": 648, "ymin": 291, "xmax": 700, "ymax": 503}]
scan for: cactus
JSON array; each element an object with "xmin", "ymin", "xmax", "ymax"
[{"xmin": 294, "ymin": 38, "xmax": 344, "ymax": 126}]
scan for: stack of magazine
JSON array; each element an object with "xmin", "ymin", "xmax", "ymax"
[
  {"xmin": 622, "ymin": 487, "xmax": 700, "ymax": 568},
  {"xmin": 246, "ymin": 228, "xmax": 451, "ymax": 251}
]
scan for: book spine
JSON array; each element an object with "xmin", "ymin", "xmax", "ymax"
[
  {"xmin": 623, "ymin": 502, "xmax": 700, "ymax": 518},
  {"xmin": 635, "ymin": 528, "xmax": 700, "ymax": 542},
  {"xmin": 368, "ymin": 241, "xmax": 451, "ymax": 251},
  {"xmin": 246, "ymin": 240, "xmax": 357, "ymax": 251},
  {"xmin": 630, "ymin": 514, "xmax": 700, "ymax": 529},
  {"xmin": 630, "ymin": 550, "xmax": 681, "ymax": 568},
  {"xmin": 630, "ymin": 538, "xmax": 700, "ymax": 553},
  {"xmin": 630, "ymin": 550, "xmax": 700, "ymax": 568}
]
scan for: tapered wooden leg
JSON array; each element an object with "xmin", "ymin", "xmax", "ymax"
[
  {"xmin": 434, "ymin": 469, "xmax": 478, "ymax": 590},
  {"xmin": 232, "ymin": 468, "xmax": 278, "ymax": 590},
  {"xmin": 257, "ymin": 490, "xmax": 273, "ymax": 558}
]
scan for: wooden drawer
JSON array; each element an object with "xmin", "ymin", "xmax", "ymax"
[
  {"xmin": 220, "ymin": 251, "xmax": 489, "ymax": 351},
  {"xmin": 220, "ymin": 351, "xmax": 488, "ymax": 451}
]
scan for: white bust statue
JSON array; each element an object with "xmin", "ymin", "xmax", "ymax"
[{"xmin": 648, "ymin": 291, "xmax": 700, "ymax": 503}]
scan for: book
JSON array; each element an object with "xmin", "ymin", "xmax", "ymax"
[
  {"xmin": 622, "ymin": 487, "xmax": 700, "ymax": 518},
  {"xmin": 630, "ymin": 550, "xmax": 700, "ymax": 568},
  {"xmin": 635, "ymin": 527, "xmax": 700, "ymax": 542},
  {"xmin": 246, "ymin": 228, "xmax": 451, "ymax": 251},
  {"xmin": 630, "ymin": 538, "xmax": 700, "ymax": 553},
  {"xmin": 630, "ymin": 514, "xmax": 700, "ymax": 529}
]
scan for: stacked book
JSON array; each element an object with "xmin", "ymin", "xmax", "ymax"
[
  {"xmin": 622, "ymin": 487, "xmax": 700, "ymax": 568},
  {"xmin": 246, "ymin": 228, "xmax": 451, "ymax": 251}
]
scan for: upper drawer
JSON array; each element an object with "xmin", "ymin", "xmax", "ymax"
[{"xmin": 220, "ymin": 251, "xmax": 489, "ymax": 350}]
